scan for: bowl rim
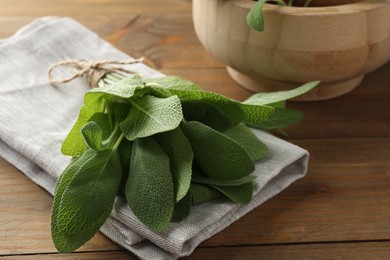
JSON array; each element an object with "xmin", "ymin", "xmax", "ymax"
[{"xmin": 231, "ymin": 0, "xmax": 390, "ymax": 15}]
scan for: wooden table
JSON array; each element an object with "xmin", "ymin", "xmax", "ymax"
[{"xmin": 1, "ymin": 0, "xmax": 390, "ymax": 259}]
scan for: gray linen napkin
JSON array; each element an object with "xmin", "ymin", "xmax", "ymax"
[{"xmin": 0, "ymin": 17, "xmax": 309, "ymax": 259}]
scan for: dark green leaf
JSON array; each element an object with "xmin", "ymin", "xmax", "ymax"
[
  {"xmin": 51, "ymin": 153, "xmax": 91, "ymax": 252},
  {"xmin": 181, "ymin": 121, "xmax": 255, "ymax": 180},
  {"xmin": 125, "ymin": 138, "xmax": 175, "ymax": 232},
  {"xmin": 239, "ymin": 103, "xmax": 274, "ymax": 125},
  {"xmin": 52, "ymin": 149, "xmax": 122, "ymax": 252},
  {"xmin": 212, "ymin": 182, "xmax": 253, "ymax": 204},
  {"xmin": 183, "ymin": 100, "xmax": 243, "ymax": 131},
  {"xmin": 181, "ymin": 101, "xmax": 206, "ymax": 121},
  {"xmin": 192, "ymin": 172, "xmax": 256, "ymax": 187},
  {"xmin": 171, "ymin": 191, "xmax": 191, "ymax": 223},
  {"xmin": 117, "ymin": 139, "xmax": 133, "ymax": 197},
  {"xmin": 190, "ymin": 183, "xmax": 221, "ymax": 205},
  {"xmin": 112, "ymin": 102, "xmax": 131, "ymax": 125},
  {"xmin": 154, "ymin": 127, "xmax": 193, "ymax": 202},
  {"xmin": 248, "ymin": 108, "xmax": 304, "ymax": 130},
  {"xmin": 161, "ymin": 88, "xmax": 245, "ymax": 126},
  {"xmin": 223, "ymin": 123, "xmax": 268, "ymax": 161}
]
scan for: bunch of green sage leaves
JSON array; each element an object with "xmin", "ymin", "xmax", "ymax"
[{"xmin": 51, "ymin": 72, "xmax": 318, "ymax": 252}]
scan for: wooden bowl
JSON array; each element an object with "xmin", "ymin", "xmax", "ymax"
[
  {"xmin": 293, "ymin": 0, "xmax": 361, "ymax": 6},
  {"xmin": 193, "ymin": 0, "xmax": 390, "ymax": 101}
]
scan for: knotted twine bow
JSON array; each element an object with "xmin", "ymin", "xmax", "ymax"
[{"xmin": 48, "ymin": 58, "xmax": 144, "ymax": 88}]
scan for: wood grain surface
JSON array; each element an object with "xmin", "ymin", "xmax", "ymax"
[{"xmin": 1, "ymin": 0, "xmax": 390, "ymax": 259}]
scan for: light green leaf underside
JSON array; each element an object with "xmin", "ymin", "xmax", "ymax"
[
  {"xmin": 86, "ymin": 74, "xmax": 144, "ymax": 103},
  {"xmin": 61, "ymin": 105, "xmax": 97, "ymax": 156},
  {"xmin": 243, "ymin": 81, "xmax": 320, "ymax": 106},
  {"xmin": 144, "ymin": 76, "xmax": 201, "ymax": 91},
  {"xmin": 120, "ymin": 95, "xmax": 183, "ymax": 141},
  {"xmin": 247, "ymin": 0, "xmax": 267, "ymax": 32}
]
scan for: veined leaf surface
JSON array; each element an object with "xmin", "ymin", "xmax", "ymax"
[
  {"xmin": 126, "ymin": 138, "xmax": 175, "ymax": 232},
  {"xmin": 120, "ymin": 95, "xmax": 183, "ymax": 141},
  {"xmin": 154, "ymin": 127, "xmax": 193, "ymax": 202},
  {"xmin": 223, "ymin": 123, "xmax": 268, "ymax": 161},
  {"xmin": 181, "ymin": 121, "xmax": 255, "ymax": 180},
  {"xmin": 52, "ymin": 149, "xmax": 122, "ymax": 252}
]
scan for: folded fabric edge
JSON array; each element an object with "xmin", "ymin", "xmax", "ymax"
[
  {"xmin": 0, "ymin": 16, "xmax": 61, "ymax": 45},
  {"xmin": 178, "ymin": 149, "xmax": 309, "ymax": 258},
  {"xmin": 0, "ymin": 139, "xmax": 56, "ymax": 195}
]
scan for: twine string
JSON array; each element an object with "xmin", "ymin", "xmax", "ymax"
[{"xmin": 48, "ymin": 58, "xmax": 144, "ymax": 88}]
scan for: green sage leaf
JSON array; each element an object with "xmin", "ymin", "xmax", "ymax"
[
  {"xmin": 61, "ymin": 105, "xmax": 99, "ymax": 156},
  {"xmin": 181, "ymin": 101, "xmax": 205, "ymax": 121},
  {"xmin": 223, "ymin": 123, "xmax": 268, "ymax": 161},
  {"xmin": 117, "ymin": 139, "xmax": 133, "ymax": 197},
  {"xmin": 161, "ymin": 88, "xmax": 246, "ymax": 127},
  {"xmin": 120, "ymin": 95, "xmax": 183, "ymax": 141},
  {"xmin": 81, "ymin": 121, "xmax": 106, "ymax": 151},
  {"xmin": 125, "ymin": 138, "xmax": 175, "ymax": 232},
  {"xmin": 61, "ymin": 90, "xmax": 113, "ymax": 157},
  {"xmin": 51, "ymin": 153, "xmax": 91, "ymax": 252},
  {"xmin": 248, "ymin": 108, "xmax": 304, "ymax": 130},
  {"xmin": 85, "ymin": 74, "xmax": 144, "ymax": 106},
  {"xmin": 171, "ymin": 191, "xmax": 191, "ymax": 223},
  {"xmin": 247, "ymin": 0, "xmax": 267, "ymax": 32},
  {"xmin": 112, "ymin": 102, "xmax": 131, "ymax": 124},
  {"xmin": 52, "ymin": 149, "xmax": 122, "ymax": 253},
  {"xmin": 239, "ymin": 103, "xmax": 274, "ymax": 125},
  {"xmin": 154, "ymin": 127, "xmax": 193, "ymax": 202},
  {"xmin": 89, "ymin": 112, "xmax": 113, "ymax": 140},
  {"xmin": 190, "ymin": 183, "xmax": 222, "ymax": 205},
  {"xmin": 181, "ymin": 121, "xmax": 255, "ymax": 180},
  {"xmin": 192, "ymin": 172, "xmax": 256, "ymax": 187},
  {"xmin": 144, "ymin": 76, "xmax": 201, "ymax": 91},
  {"xmin": 212, "ymin": 182, "xmax": 253, "ymax": 204},
  {"xmin": 183, "ymin": 100, "xmax": 243, "ymax": 131},
  {"xmin": 243, "ymin": 81, "xmax": 320, "ymax": 106}
]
